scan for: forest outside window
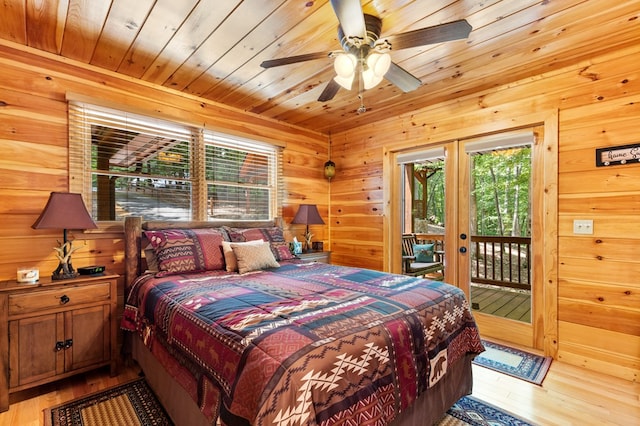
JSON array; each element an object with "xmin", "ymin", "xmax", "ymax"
[{"xmin": 68, "ymin": 102, "xmax": 282, "ymax": 221}]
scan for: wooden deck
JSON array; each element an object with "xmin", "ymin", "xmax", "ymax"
[{"xmin": 470, "ymin": 284, "xmax": 531, "ymax": 323}]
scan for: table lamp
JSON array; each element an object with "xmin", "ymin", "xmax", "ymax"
[
  {"xmin": 32, "ymin": 192, "xmax": 98, "ymax": 280},
  {"xmin": 291, "ymin": 204, "xmax": 324, "ymax": 252}
]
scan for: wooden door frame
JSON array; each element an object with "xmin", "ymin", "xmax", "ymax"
[{"xmin": 383, "ymin": 110, "xmax": 558, "ymax": 357}]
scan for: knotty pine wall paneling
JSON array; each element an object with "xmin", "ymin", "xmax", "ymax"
[
  {"xmin": 329, "ymin": 45, "xmax": 640, "ymax": 381},
  {"xmin": 0, "ymin": 43, "xmax": 329, "ymax": 316}
]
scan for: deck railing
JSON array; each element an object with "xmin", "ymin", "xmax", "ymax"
[
  {"xmin": 414, "ymin": 233, "xmax": 531, "ymax": 291},
  {"xmin": 471, "ymin": 235, "xmax": 531, "ymax": 291}
]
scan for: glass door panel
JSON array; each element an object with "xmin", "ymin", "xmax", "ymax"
[{"xmin": 466, "ymin": 145, "xmax": 532, "ymax": 323}]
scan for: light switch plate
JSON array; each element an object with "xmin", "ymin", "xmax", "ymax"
[{"xmin": 573, "ymin": 219, "xmax": 593, "ymax": 235}]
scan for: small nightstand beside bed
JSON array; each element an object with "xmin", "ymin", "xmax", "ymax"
[{"xmin": 121, "ymin": 216, "xmax": 483, "ymax": 426}]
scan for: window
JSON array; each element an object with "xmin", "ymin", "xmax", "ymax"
[
  {"xmin": 69, "ymin": 102, "xmax": 282, "ymax": 221},
  {"xmin": 204, "ymin": 132, "xmax": 279, "ymax": 220}
]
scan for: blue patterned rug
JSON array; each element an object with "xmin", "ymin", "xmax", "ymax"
[
  {"xmin": 439, "ymin": 395, "xmax": 535, "ymax": 425},
  {"xmin": 473, "ymin": 340, "xmax": 552, "ymax": 385}
]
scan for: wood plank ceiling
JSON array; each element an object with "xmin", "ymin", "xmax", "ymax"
[{"xmin": 0, "ymin": 0, "xmax": 638, "ymax": 134}]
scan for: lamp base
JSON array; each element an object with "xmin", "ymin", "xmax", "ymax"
[
  {"xmin": 52, "ymin": 271, "xmax": 78, "ymax": 280},
  {"xmin": 52, "ymin": 262, "xmax": 78, "ymax": 280}
]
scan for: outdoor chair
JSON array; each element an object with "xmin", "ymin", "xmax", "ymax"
[{"xmin": 401, "ymin": 234, "xmax": 444, "ymax": 280}]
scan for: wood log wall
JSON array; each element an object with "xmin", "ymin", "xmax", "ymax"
[
  {"xmin": 1, "ymin": 39, "xmax": 638, "ymax": 382},
  {"xmin": 329, "ymin": 45, "xmax": 640, "ymax": 381}
]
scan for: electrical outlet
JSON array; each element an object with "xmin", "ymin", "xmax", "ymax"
[{"xmin": 573, "ymin": 219, "xmax": 593, "ymax": 235}]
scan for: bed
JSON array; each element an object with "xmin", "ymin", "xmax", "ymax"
[{"xmin": 121, "ymin": 216, "xmax": 484, "ymax": 426}]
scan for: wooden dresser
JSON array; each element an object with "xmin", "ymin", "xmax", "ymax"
[{"xmin": 0, "ymin": 273, "xmax": 118, "ymax": 412}]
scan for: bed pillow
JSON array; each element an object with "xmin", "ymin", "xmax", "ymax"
[
  {"xmin": 226, "ymin": 226, "xmax": 285, "ymax": 243},
  {"xmin": 145, "ymin": 228, "xmax": 228, "ymax": 275},
  {"xmin": 230, "ymin": 241, "xmax": 280, "ymax": 274},
  {"xmin": 269, "ymin": 241, "xmax": 296, "ymax": 261},
  {"xmin": 221, "ymin": 240, "xmax": 264, "ymax": 272},
  {"xmin": 225, "ymin": 226, "xmax": 295, "ymax": 261},
  {"xmin": 413, "ymin": 243, "xmax": 435, "ymax": 263}
]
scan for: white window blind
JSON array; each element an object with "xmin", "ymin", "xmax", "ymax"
[
  {"xmin": 69, "ymin": 101, "xmax": 282, "ymax": 221},
  {"xmin": 396, "ymin": 147, "xmax": 445, "ymax": 165},
  {"xmin": 464, "ymin": 131, "xmax": 533, "ymax": 154},
  {"xmin": 204, "ymin": 132, "xmax": 281, "ymax": 220}
]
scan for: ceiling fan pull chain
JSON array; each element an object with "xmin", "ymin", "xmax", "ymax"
[
  {"xmin": 357, "ymin": 88, "xmax": 366, "ymax": 114},
  {"xmin": 357, "ymin": 57, "xmax": 366, "ymax": 114}
]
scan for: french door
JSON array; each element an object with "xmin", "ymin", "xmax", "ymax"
[
  {"xmin": 457, "ymin": 128, "xmax": 544, "ymax": 348},
  {"xmin": 393, "ymin": 125, "xmax": 548, "ymax": 349}
]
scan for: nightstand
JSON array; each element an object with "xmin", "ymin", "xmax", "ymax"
[
  {"xmin": 0, "ymin": 273, "xmax": 119, "ymax": 412},
  {"xmin": 297, "ymin": 251, "xmax": 331, "ymax": 264}
]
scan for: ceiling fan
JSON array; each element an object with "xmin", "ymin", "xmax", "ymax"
[{"xmin": 260, "ymin": 0, "xmax": 472, "ymax": 112}]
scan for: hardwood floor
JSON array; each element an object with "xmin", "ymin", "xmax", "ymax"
[
  {"xmin": 0, "ymin": 349, "xmax": 638, "ymax": 426},
  {"xmin": 0, "ymin": 364, "xmax": 141, "ymax": 426}
]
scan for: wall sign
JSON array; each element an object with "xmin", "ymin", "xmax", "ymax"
[{"xmin": 596, "ymin": 143, "xmax": 640, "ymax": 167}]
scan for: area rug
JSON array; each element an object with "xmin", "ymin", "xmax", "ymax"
[
  {"xmin": 44, "ymin": 378, "xmax": 172, "ymax": 426},
  {"xmin": 44, "ymin": 377, "xmax": 533, "ymax": 426},
  {"xmin": 473, "ymin": 340, "xmax": 552, "ymax": 385},
  {"xmin": 438, "ymin": 395, "xmax": 534, "ymax": 426}
]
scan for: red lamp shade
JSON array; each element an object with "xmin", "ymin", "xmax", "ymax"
[
  {"xmin": 32, "ymin": 192, "xmax": 98, "ymax": 231},
  {"xmin": 291, "ymin": 204, "xmax": 325, "ymax": 226}
]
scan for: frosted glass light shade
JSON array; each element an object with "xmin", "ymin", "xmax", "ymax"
[
  {"xmin": 363, "ymin": 52, "xmax": 391, "ymax": 90},
  {"xmin": 333, "ymin": 54, "xmax": 357, "ymax": 90}
]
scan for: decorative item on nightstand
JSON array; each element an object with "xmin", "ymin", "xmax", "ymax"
[
  {"xmin": 31, "ymin": 192, "xmax": 98, "ymax": 280},
  {"xmin": 291, "ymin": 204, "xmax": 325, "ymax": 252}
]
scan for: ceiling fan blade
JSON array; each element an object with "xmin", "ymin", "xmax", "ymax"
[
  {"xmin": 385, "ymin": 62, "xmax": 421, "ymax": 92},
  {"xmin": 385, "ymin": 19, "xmax": 472, "ymax": 50},
  {"xmin": 260, "ymin": 52, "xmax": 329, "ymax": 68},
  {"xmin": 330, "ymin": 0, "xmax": 366, "ymax": 39},
  {"xmin": 318, "ymin": 79, "xmax": 341, "ymax": 102}
]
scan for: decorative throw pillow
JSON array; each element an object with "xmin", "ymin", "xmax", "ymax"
[
  {"xmin": 145, "ymin": 228, "xmax": 228, "ymax": 275},
  {"xmin": 225, "ymin": 226, "xmax": 294, "ymax": 261},
  {"xmin": 413, "ymin": 243, "xmax": 435, "ymax": 263},
  {"xmin": 269, "ymin": 241, "xmax": 296, "ymax": 261},
  {"xmin": 230, "ymin": 241, "xmax": 280, "ymax": 274},
  {"xmin": 226, "ymin": 226, "xmax": 285, "ymax": 243},
  {"xmin": 221, "ymin": 240, "xmax": 264, "ymax": 272}
]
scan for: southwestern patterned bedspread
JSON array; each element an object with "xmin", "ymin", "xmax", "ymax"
[{"xmin": 122, "ymin": 261, "xmax": 484, "ymax": 425}]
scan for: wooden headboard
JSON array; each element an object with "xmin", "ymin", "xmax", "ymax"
[{"xmin": 123, "ymin": 216, "xmax": 282, "ymax": 290}]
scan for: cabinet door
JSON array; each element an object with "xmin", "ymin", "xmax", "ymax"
[
  {"xmin": 9, "ymin": 313, "xmax": 64, "ymax": 388},
  {"xmin": 66, "ymin": 305, "xmax": 111, "ymax": 372}
]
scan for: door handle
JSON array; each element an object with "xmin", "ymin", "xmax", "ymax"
[
  {"xmin": 459, "ymin": 247, "xmax": 467, "ymax": 253},
  {"xmin": 460, "ymin": 233, "xmax": 467, "ymax": 240}
]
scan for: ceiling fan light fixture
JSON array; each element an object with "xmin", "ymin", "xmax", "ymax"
[
  {"xmin": 333, "ymin": 53, "xmax": 357, "ymax": 89},
  {"xmin": 334, "ymin": 53, "xmax": 357, "ymax": 77},
  {"xmin": 334, "ymin": 74, "xmax": 355, "ymax": 90},
  {"xmin": 362, "ymin": 52, "xmax": 391, "ymax": 89}
]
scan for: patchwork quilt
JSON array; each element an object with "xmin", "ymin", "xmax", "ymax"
[{"xmin": 122, "ymin": 262, "xmax": 484, "ymax": 425}]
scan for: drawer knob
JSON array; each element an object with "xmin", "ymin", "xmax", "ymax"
[
  {"xmin": 60, "ymin": 295, "xmax": 70, "ymax": 304},
  {"xmin": 64, "ymin": 339, "xmax": 73, "ymax": 349},
  {"xmin": 55, "ymin": 341, "xmax": 64, "ymax": 351}
]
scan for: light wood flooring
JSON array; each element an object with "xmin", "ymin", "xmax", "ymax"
[{"xmin": 0, "ymin": 344, "xmax": 638, "ymax": 426}]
